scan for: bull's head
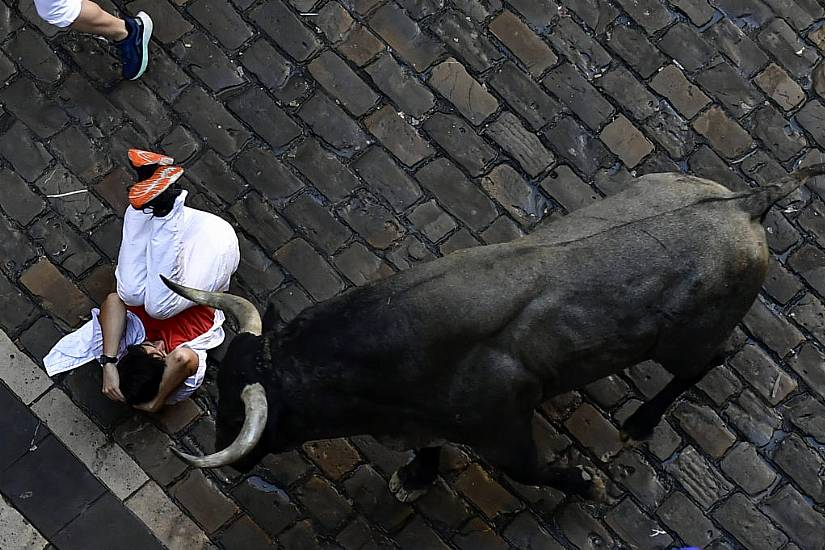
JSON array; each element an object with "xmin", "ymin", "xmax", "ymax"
[{"xmin": 160, "ymin": 276, "xmax": 270, "ymax": 469}]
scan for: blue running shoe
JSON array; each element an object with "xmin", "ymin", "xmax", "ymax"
[{"xmin": 114, "ymin": 11, "xmax": 153, "ymax": 80}]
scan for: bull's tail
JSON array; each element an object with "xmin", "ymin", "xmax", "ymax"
[{"xmin": 741, "ymin": 163, "xmax": 825, "ymax": 217}]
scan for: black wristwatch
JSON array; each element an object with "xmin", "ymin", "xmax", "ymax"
[{"xmin": 98, "ymin": 354, "xmax": 118, "ymax": 368}]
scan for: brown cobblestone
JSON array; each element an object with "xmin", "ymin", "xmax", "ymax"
[
  {"xmin": 20, "ymin": 258, "xmax": 92, "ymax": 328},
  {"xmin": 489, "ymin": 11, "xmax": 557, "ymax": 77}
]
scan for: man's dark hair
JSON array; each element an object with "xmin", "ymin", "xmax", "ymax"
[{"xmin": 117, "ymin": 345, "xmax": 165, "ymax": 405}]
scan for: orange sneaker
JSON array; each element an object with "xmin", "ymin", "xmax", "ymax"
[
  {"xmin": 128, "ymin": 165, "xmax": 184, "ymax": 210},
  {"xmin": 128, "ymin": 149, "xmax": 174, "ymax": 168}
]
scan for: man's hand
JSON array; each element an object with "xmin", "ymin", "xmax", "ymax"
[{"xmin": 101, "ymin": 364, "xmax": 125, "ymax": 402}]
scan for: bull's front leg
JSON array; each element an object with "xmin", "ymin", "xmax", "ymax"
[
  {"xmin": 620, "ymin": 365, "xmax": 713, "ymax": 441},
  {"xmin": 389, "ymin": 447, "xmax": 441, "ymax": 503}
]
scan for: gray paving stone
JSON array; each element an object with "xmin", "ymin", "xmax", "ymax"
[
  {"xmin": 754, "ymin": 63, "xmax": 805, "ymax": 111},
  {"xmin": 352, "ymin": 146, "xmax": 423, "ymax": 211},
  {"xmin": 33, "ymin": 387, "xmax": 148, "ymax": 499},
  {"xmin": 50, "ymin": 126, "xmax": 111, "ymax": 184},
  {"xmin": 658, "ymin": 23, "xmax": 715, "ymax": 72},
  {"xmin": 724, "ymin": 389, "xmax": 781, "ymax": 447},
  {"xmin": 29, "ymin": 214, "xmax": 100, "ymax": 277},
  {"xmin": 249, "ymin": 0, "xmax": 321, "ymax": 61},
  {"xmin": 283, "ymin": 193, "xmax": 352, "ymax": 253},
  {"xmin": 6, "ymin": 28, "xmax": 63, "ymax": 84},
  {"xmin": 729, "ymin": 343, "xmax": 796, "ymax": 406},
  {"xmin": 364, "ymin": 53, "xmax": 435, "ymax": 118},
  {"xmin": 415, "ymin": 158, "xmax": 498, "ymax": 231},
  {"xmin": 231, "ymin": 476, "xmax": 302, "ymax": 537},
  {"xmin": 226, "ymin": 87, "xmax": 302, "ymax": 151},
  {"xmin": 673, "ymin": 400, "xmax": 736, "ymax": 458},
  {"xmin": 338, "ymin": 193, "xmax": 405, "ymax": 249},
  {"xmin": 705, "ymin": 18, "xmax": 769, "ymax": 77},
  {"xmin": 364, "ymin": 105, "xmax": 434, "ymax": 166},
  {"xmin": 785, "ymin": 395, "xmax": 825, "ymax": 443},
  {"xmin": 188, "ymin": 150, "xmax": 246, "ymax": 204},
  {"xmin": 0, "ymin": 121, "xmax": 52, "ymax": 183},
  {"xmin": 489, "ymin": 10, "xmax": 557, "ymax": 77},
  {"xmin": 657, "ymin": 491, "xmax": 720, "ymax": 547},
  {"xmin": 650, "ymin": 65, "xmax": 710, "ymax": 120},
  {"xmin": 600, "ymin": 115, "xmax": 654, "ymax": 168},
  {"xmin": 490, "ymin": 61, "xmax": 562, "ymax": 131},
  {"xmin": 187, "ymin": 0, "xmax": 253, "ymax": 50},
  {"xmin": 334, "ymin": 242, "xmax": 394, "ymax": 285},
  {"xmin": 429, "ymin": 59, "xmax": 498, "ymax": 125},
  {"xmin": 0, "ymin": 492, "xmax": 48, "ymax": 550},
  {"xmin": 697, "ymin": 61, "xmax": 764, "ymax": 119},
  {"xmin": 692, "ymin": 106, "xmax": 752, "ymax": 159},
  {"xmin": 481, "ymin": 164, "xmax": 545, "ymax": 226},
  {"xmin": 559, "ymin": 0, "xmax": 617, "ymax": 33},
  {"xmin": 0, "ymin": 435, "xmax": 105, "ymax": 538},
  {"xmin": 229, "ymin": 192, "xmax": 293, "ymax": 254},
  {"xmin": 239, "ymin": 39, "xmax": 307, "ymax": 102},
  {"xmin": 713, "ymin": 493, "xmax": 788, "ymax": 550},
  {"xmin": 614, "ymin": 0, "xmax": 672, "ymax": 33},
  {"xmin": 126, "ymin": 481, "xmax": 210, "ymax": 549},
  {"xmin": 429, "ymin": 11, "xmax": 503, "ymax": 72},
  {"xmin": 422, "ymin": 113, "xmax": 496, "ymax": 176},
  {"xmin": 666, "ymin": 446, "xmax": 733, "ymax": 510},
  {"xmin": 761, "ymin": 484, "xmax": 825, "ymax": 550},
  {"xmin": 605, "ymin": 497, "xmax": 672, "ymax": 549},
  {"xmin": 543, "ymin": 63, "xmax": 614, "ymax": 130},
  {"xmin": 174, "ymin": 87, "xmax": 251, "ymax": 158},
  {"xmin": 507, "ymin": 0, "xmax": 558, "ymax": 32},
  {"xmin": 670, "ymin": 0, "xmax": 716, "ymax": 25},
  {"xmin": 275, "ymin": 238, "xmax": 345, "ymax": 301},
  {"xmin": 544, "ymin": 116, "xmax": 612, "ymax": 177},
  {"xmin": 598, "ymin": 66, "xmax": 659, "ymax": 121},
  {"xmin": 0, "ymin": 77, "xmax": 68, "ymax": 138},
  {"xmin": 758, "ymin": 18, "xmax": 819, "ymax": 79},
  {"xmin": 171, "ymin": 32, "xmax": 247, "ymax": 94},
  {"xmin": 688, "ymin": 145, "xmax": 748, "ymax": 191},
  {"xmin": 556, "ymin": 503, "xmax": 614, "ymax": 550},
  {"xmin": 369, "ymin": 3, "xmax": 444, "ymax": 72},
  {"xmin": 604, "ymin": 22, "xmax": 665, "ymax": 78},
  {"xmin": 235, "ymin": 148, "xmax": 303, "ymax": 203},
  {"xmin": 485, "ymin": 112, "xmax": 554, "ymax": 177},
  {"xmin": 309, "ymin": 50, "xmax": 379, "ymax": 117},
  {"xmin": 298, "ymin": 92, "xmax": 370, "ymax": 157},
  {"xmin": 771, "ymin": 433, "xmax": 825, "ymax": 504},
  {"xmin": 287, "ymin": 138, "xmax": 360, "ymax": 202},
  {"xmin": 547, "ymin": 16, "xmax": 611, "ymax": 78},
  {"xmin": 721, "ymin": 442, "xmax": 776, "ymax": 495}
]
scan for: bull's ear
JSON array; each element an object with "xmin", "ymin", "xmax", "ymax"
[{"xmin": 262, "ymin": 302, "xmax": 279, "ymax": 332}]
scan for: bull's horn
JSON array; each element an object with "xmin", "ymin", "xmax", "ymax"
[
  {"xmin": 171, "ymin": 383, "xmax": 268, "ymax": 468},
  {"xmin": 160, "ymin": 275, "xmax": 262, "ymax": 336}
]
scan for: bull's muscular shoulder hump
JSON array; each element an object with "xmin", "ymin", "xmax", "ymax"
[{"xmin": 531, "ymin": 173, "xmax": 734, "ymax": 245}]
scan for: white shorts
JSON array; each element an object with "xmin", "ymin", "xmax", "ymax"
[{"xmin": 34, "ymin": 0, "xmax": 82, "ymax": 27}]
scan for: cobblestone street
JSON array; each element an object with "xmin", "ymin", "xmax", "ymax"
[{"xmin": 3, "ymin": 0, "xmax": 825, "ymax": 547}]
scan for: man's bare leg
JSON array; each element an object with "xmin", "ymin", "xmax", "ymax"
[{"xmin": 70, "ymin": 0, "xmax": 127, "ymax": 41}]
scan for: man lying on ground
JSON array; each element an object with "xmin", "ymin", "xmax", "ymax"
[{"xmin": 44, "ymin": 149, "xmax": 240, "ymax": 411}]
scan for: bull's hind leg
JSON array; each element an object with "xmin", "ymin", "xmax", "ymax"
[
  {"xmin": 389, "ymin": 447, "xmax": 441, "ymax": 503},
  {"xmin": 484, "ymin": 422, "xmax": 607, "ymax": 501},
  {"xmin": 621, "ymin": 353, "xmax": 723, "ymax": 441}
]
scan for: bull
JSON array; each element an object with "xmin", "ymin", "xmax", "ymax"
[{"xmin": 162, "ymin": 165, "xmax": 825, "ymax": 501}]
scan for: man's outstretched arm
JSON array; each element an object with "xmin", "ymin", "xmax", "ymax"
[
  {"xmin": 100, "ymin": 293, "xmax": 127, "ymax": 402},
  {"xmin": 133, "ymin": 348, "xmax": 198, "ymax": 413}
]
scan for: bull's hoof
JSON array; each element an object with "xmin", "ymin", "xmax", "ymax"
[
  {"xmin": 620, "ymin": 414, "xmax": 655, "ymax": 443},
  {"xmin": 578, "ymin": 466, "xmax": 609, "ymax": 503},
  {"xmin": 389, "ymin": 470, "xmax": 429, "ymax": 503}
]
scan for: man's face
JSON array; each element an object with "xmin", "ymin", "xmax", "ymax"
[{"xmin": 141, "ymin": 340, "xmax": 167, "ymax": 359}]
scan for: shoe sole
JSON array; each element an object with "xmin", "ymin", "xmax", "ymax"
[
  {"xmin": 128, "ymin": 148, "xmax": 174, "ymax": 168},
  {"xmin": 130, "ymin": 11, "xmax": 153, "ymax": 80},
  {"xmin": 129, "ymin": 166, "xmax": 184, "ymax": 209}
]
